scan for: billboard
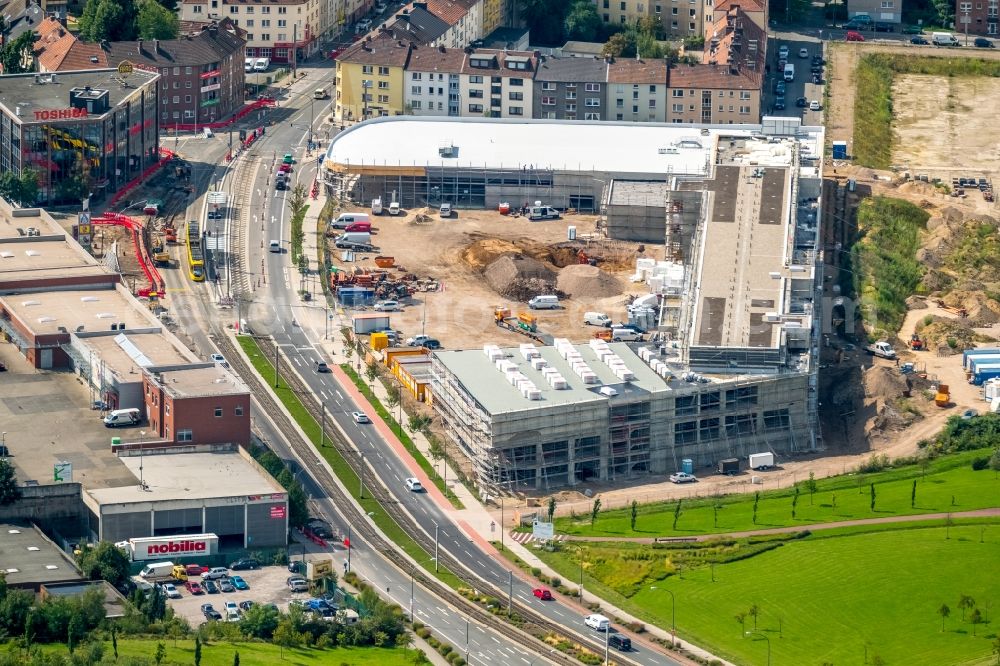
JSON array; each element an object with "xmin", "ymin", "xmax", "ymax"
[{"xmin": 128, "ymin": 533, "xmax": 219, "ymax": 561}]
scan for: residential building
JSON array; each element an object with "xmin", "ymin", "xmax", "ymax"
[
  {"xmin": 596, "ymin": 0, "xmax": 653, "ymax": 28},
  {"xmin": 853, "ymin": 0, "xmax": 902, "ymax": 26},
  {"xmin": 533, "ymin": 54, "xmax": 608, "ymax": 121},
  {"xmin": 606, "ymin": 57, "xmax": 668, "ymax": 122},
  {"xmin": 143, "ymin": 364, "xmax": 251, "ymax": 447},
  {"xmin": 709, "ymin": 0, "xmax": 766, "ymax": 33},
  {"xmin": 666, "ymin": 64, "xmax": 760, "ymax": 123},
  {"xmin": 335, "ymin": 32, "xmax": 413, "ymax": 122},
  {"xmin": 179, "ymin": 0, "xmax": 323, "ymax": 63},
  {"xmin": 404, "ymin": 44, "xmax": 467, "ymax": 115},
  {"xmin": 386, "ymin": 4, "xmax": 451, "ymax": 45},
  {"xmin": 425, "ymin": 0, "xmax": 482, "ymax": 47},
  {"xmin": 660, "ymin": 0, "xmax": 703, "ymax": 37},
  {"xmin": 36, "ymin": 19, "xmax": 246, "ymax": 128},
  {"xmin": 457, "ymin": 49, "xmax": 536, "ymax": 118}
]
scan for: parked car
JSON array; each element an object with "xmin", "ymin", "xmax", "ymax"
[
  {"xmin": 201, "ymin": 603, "xmax": 222, "ymax": 621},
  {"xmin": 355, "ymin": 18, "xmax": 373, "ymax": 33},
  {"xmin": 210, "ymin": 353, "xmax": 228, "ymax": 368},
  {"xmin": 184, "ymin": 581, "xmax": 204, "ymax": 595},
  {"xmin": 230, "ymin": 575, "xmax": 249, "ymax": 591},
  {"xmin": 287, "ymin": 576, "xmax": 309, "ymax": 592},
  {"xmin": 774, "ymin": 96, "xmax": 786, "ymax": 110},
  {"xmin": 162, "ymin": 583, "xmax": 181, "ymax": 599},
  {"xmin": 585, "ymin": 614, "xmax": 611, "ymax": 632},
  {"xmin": 406, "ymin": 335, "xmax": 431, "ymax": 347},
  {"xmin": 902, "ymin": 24, "xmax": 924, "ymax": 34},
  {"xmin": 812, "ymin": 73, "xmax": 823, "ymax": 84},
  {"xmin": 809, "ymin": 100, "xmax": 821, "ymax": 111},
  {"xmin": 874, "ymin": 22, "xmax": 894, "ymax": 32},
  {"xmin": 219, "ymin": 579, "xmax": 235, "ymax": 593},
  {"xmin": 777, "ymin": 45, "xmax": 789, "ymax": 59},
  {"xmin": 405, "ymin": 477, "xmax": 424, "ymax": 492},
  {"xmin": 911, "ymin": 36, "xmax": 929, "ymax": 44},
  {"xmin": 669, "ymin": 471, "xmax": 698, "ymax": 484},
  {"xmin": 796, "ymin": 97, "xmax": 808, "ymax": 108},
  {"xmin": 798, "ymin": 47, "xmax": 809, "ymax": 58},
  {"xmin": 774, "ymin": 80, "xmax": 786, "ymax": 95},
  {"xmin": 845, "ymin": 31, "xmax": 865, "ymax": 41},
  {"xmin": 352, "ymin": 411, "xmax": 370, "ymax": 424},
  {"xmin": 373, "ymin": 300, "xmax": 400, "ymax": 312},
  {"xmin": 609, "ymin": 634, "xmax": 632, "ymax": 652},
  {"xmin": 239, "ymin": 600, "xmax": 255, "ymax": 612},
  {"xmin": 533, "ymin": 588, "xmax": 553, "ymax": 600},
  {"xmin": 439, "ymin": 202, "xmax": 453, "ymax": 218},
  {"xmin": 975, "ymin": 37, "xmax": 995, "ymax": 47},
  {"xmin": 203, "ymin": 567, "xmax": 229, "ymax": 581},
  {"xmin": 230, "ymin": 558, "xmax": 261, "ymax": 571},
  {"xmin": 423, "ymin": 339, "xmax": 442, "ymax": 350},
  {"xmin": 224, "ymin": 601, "xmax": 240, "ymax": 622},
  {"xmin": 203, "ymin": 580, "xmax": 219, "ymax": 594}
]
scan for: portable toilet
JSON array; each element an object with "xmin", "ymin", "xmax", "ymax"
[
  {"xmin": 832, "ymin": 141, "xmax": 848, "ymax": 159},
  {"xmin": 681, "ymin": 458, "xmax": 694, "ymax": 475}
]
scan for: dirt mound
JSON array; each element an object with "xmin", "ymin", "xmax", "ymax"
[
  {"xmin": 863, "ymin": 366, "xmax": 908, "ymax": 403},
  {"xmin": 484, "ymin": 255, "xmax": 558, "ymax": 301},
  {"xmin": 556, "ymin": 264, "xmax": 622, "ymax": 298},
  {"xmin": 917, "ymin": 317, "xmax": 978, "ymax": 353},
  {"xmin": 462, "ymin": 238, "xmax": 524, "ymax": 271}
]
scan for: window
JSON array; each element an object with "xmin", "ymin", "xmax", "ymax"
[
  {"xmin": 739, "ymin": 105, "xmax": 750, "ymax": 114},
  {"xmin": 690, "ymin": 7, "xmax": 696, "ymax": 15},
  {"xmin": 245, "ymin": 5, "xmax": 253, "ymax": 11},
  {"xmin": 584, "ymin": 112, "xmax": 600, "ymax": 120},
  {"xmin": 469, "ymin": 89, "xmax": 484, "ymax": 98},
  {"xmin": 261, "ymin": 5, "xmax": 269, "ymax": 11},
  {"xmin": 676, "ymin": 395, "xmax": 697, "ymax": 416},
  {"xmin": 178, "ymin": 429, "xmax": 193, "ymax": 442},
  {"xmin": 672, "ymin": 89, "xmax": 684, "ymax": 97},
  {"xmin": 542, "ymin": 82, "xmax": 556, "ymax": 91},
  {"xmin": 362, "ymin": 65, "xmax": 373, "ymax": 74},
  {"xmin": 509, "ymin": 78, "xmax": 523, "ymax": 86},
  {"xmin": 185, "ymin": 95, "xmax": 192, "ymax": 103},
  {"xmin": 699, "ymin": 417, "xmax": 720, "ymax": 441},
  {"xmin": 235, "ymin": 405, "xmax": 244, "ymax": 416},
  {"xmin": 412, "ymin": 72, "xmax": 423, "ymax": 80},
  {"xmin": 229, "ymin": 4, "xmax": 238, "ymax": 12},
  {"xmin": 261, "ymin": 19, "xmax": 270, "ymax": 26},
  {"xmin": 509, "ymin": 91, "xmax": 523, "ymax": 101},
  {"xmin": 470, "ymin": 75, "xmax": 483, "ymax": 83},
  {"xmin": 585, "ymin": 83, "xmax": 600, "ymax": 92},
  {"xmin": 412, "ymin": 86, "xmax": 422, "ymax": 94},
  {"xmin": 185, "ymin": 66, "xmax": 192, "ymax": 74},
  {"xmin": 763, "ymin": 409, "xmax": 791, "ymax": 431},
  {"xmin": 585, "ymin": 97, "xmax": 600, "ymax": 107},
  {"xmin": 566, "ymin": 103, "xmax": 576, "ymax": 112},
  {"xmin": 173, "ymin": 66, "xmax": 180, "ymax": 75},
  {"xmin": 379, "ymin": 66, "xmax": 390, "ymax": 75},
  {"xmin": 214, "ymin": 407, "xmax": 223, "ymax": 417},
  {"xmin": 620, "ymin": 1, "xmax": 626, "ymax": 8},
  {"xmin": 632, "ymin": 104, "xmax": 638, "ymax": 113},
  {"xmin": 616, "ymin": 98, "xmax": 624, "ymax": 108},
  {"xmin": 378, "ymin": 94, "xmax": 389, "ymax": 103},
  {"xmin": 672, "ymin": 7, "xmax": 678, "ymax": 14},
  {"xmin": 172, "ymin": 95, "xmax": 180, "ymax": 103},
  {"xmin": 192, "ymin": 4, "xmax": 202, "ymax": 12},
  {"xmin": 542, "ymin": 111, "xmax": 556, "ymax": 119},
  {"xmin": 672, "ymin": 103, "xmax": 684, "ymax": 112},
  {"xmin": 468, "ymin": 103, "xmax": 483, "ymax": 113},
  {"xmin": 508, "ymin": 106, "xmax": 523, "ymax": 115},
  {"xmin": 699, "ymin": 392, "xmax": 720, "ymax": 412},
  {"xmin": 261, "ymin": 33, "xmax": 270, "ymax": 40},
  {"xmin": 378, "ymin": 80, "xmax": 389, "ymax": 89},
  {"xmin": 725, "ymin": 413, "xmax": 757, "ymax": 437},
  {"xmin": 410, "ymin": 100, "xmax": 422, "ymax": 109},
  {"xmin": 278, "ymin": 18, "xmax": 286, "ymax": 26},
  {"xmin": 186, "ymin": 81, "xmax": 192, "ymax": 88},
  {"xmin": 880, "ymin": 0, "xmax": 893, "ymax": 6},
  {"xmin": 740, "ymin": 91, "xmax": 751, "ymax": 100},
  {"xmin": 674, "ymin": 420, "xmax": 697, "ymax": 445},
  {"xmin": 565, "ymin": 91, "xmax": 576, "ymax": 100},
  {"xmin": 246, "ymin": 19, "xmax": 254, "ymax": 26},
  {"xmin": 649, "ymin": 99, "xmax": 656, "ymax": 108},
  {"xmin": 649, "ymin": 85, "xmax": 657, "ymax": 93},
  {"xmin": 541, "ymin": 96, "xmax": 555, "ymax": 105},
  {"xmin": 278, "ymin": 5, "xmax": 286, "ymax": 11},
  {"xmin": 172, "ymin": 81, "xmax": 179, "ymax": 89},
  {"xmin": 726, "ymin": 386, "xmax": 759, "ymax": 409}
]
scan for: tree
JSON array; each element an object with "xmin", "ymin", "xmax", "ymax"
[
  {"xmin": 365, "ymin": 362, "xmax": 378, "ymax": 391},
  {"xmin": 385, "ymin": 383, "xmax": 401, "ymax": 434},
  {"xmin": 564, "ymin": 0, "xmax": 602, "ymax": 42},
  {"xmin": 630, "ymin": 499, "xmax": 638, "ymax": 532},
  {"xmin": 273, "ymin": 618, "xmax": 302, "ymax": 658},
  {"xmin": 547, "ymin": 496, "xmax": 557, "ymax": 523},
  {"xmin": 111, "ymin": 625, "xmax": 118, "ymax": 659},
  {"xmin": 791, "ymin": 486, "xmax": 799, "ymax": 519},
  {"xmin": 239, "ymin": 603, "xmax": 280, "ymax": 640},
  {"xmin": 938, "ymin": 603, "xmax": 950, "ymax": 631},
  {"xmin": 75, "ymin": 541, "xmax": 131, "ymax": 587},
  {"xmin": 602, "ymin": 32, "xmax": 630, "ymax": 57},
  {"xmin": 805, "ymin": 472, "xmax": 817, "ymax": 504},
  {"xmin": 79, "ymin": 0, "xmax": 139, "ymax": 41},
  {"xmin": 154, "ymin": 642, "xmax": 166, "ymax": 665},
  {"xmin": 137, "ymin": 0, "xmax": 179, "ymax": 39},
  {"xmin": 911, "ymin": 479, "xmax": 918, "ymax": 508},
  {"xmin": 752, "ymin": 492, "xmax": 760, "ymax": 525},
  {"xmin": 0, "ymin": 459, "xmax": 21, "ymax": 505},
  {"xmin": 734, "ymin": 612, "xmax": 747, "ymax": 636},
  {"xmin": 590, "ymin": 498, "xmax": 601, "ymax": 526},
  {"xmin": 870, "ymin": 483, "xmax": 876, "ymax": 512},
  {"xmin": 748, "ymin": 603, "xmax": 760, "ymax": 630},
  {"xmin": 194, "ymin": 636, "xmax": 202, "ymax": 666},
  {"xmin": 971, "ymin": 607, "xmax": 983, "ymax": 636},
  {"xmin": 518, "ymin": 0, "xmax": 572, "ymax": 45},
  {"xmin": 989, "ymin": 448, "xmax": 1000, "ymax": 478},
  {"xmin": 959, "ymin": 594, "xmax": 976, "ymax": 621},
  {"xmin": 672, "ymin": 499, "xmax": 683, "ymax": 530},
  {"xmin": 233, "ymin": 651, "xmax": 240, "ymax": 666},
  {"xmin": 713, "ymin": 502, "xmax": 722, "ymax": 528},
  {"xmin": 288, "ymin": 183, "xmax": 308, "ymax": 219},
  {"xmin": 0, "ymin": 32, "xmax": 36, "ymax": 75}
]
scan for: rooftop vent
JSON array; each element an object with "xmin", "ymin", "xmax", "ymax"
[{"xmin": 26, "ymin": 546, "xmax": 39, "ymax": 552}]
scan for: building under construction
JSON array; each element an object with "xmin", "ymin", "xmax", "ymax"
[{"xmin": 350, "ymin": 116, "xmax": 826, "ymax": 491}]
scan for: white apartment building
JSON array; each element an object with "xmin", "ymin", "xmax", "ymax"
[
  {"xmin": 456, "ymin": 50, "xmax": 536, "ymax": 118},
  {"xmin": 403, "ymin": 45, "xmax": 467, "ymax": 115}
]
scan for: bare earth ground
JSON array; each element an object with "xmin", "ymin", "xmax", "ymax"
[
  {"xmin": 892, "ymin": 74, "xmax": 1000, "ymax": 172},
  {"xmin": 327, "ymin": 207, "xmax": 649, "ymax": 349}
]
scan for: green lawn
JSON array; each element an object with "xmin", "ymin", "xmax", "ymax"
[
  {"xmin": 35, "ymin": 638, "xmax": 419, "ymax": 665},
  {"xmin": 540, "ymin": 524, "xmax": 1000, "ymax": 665},
  {"xmin": 551, "ymin": 450, "xmax": 999, "ymax": 537}
]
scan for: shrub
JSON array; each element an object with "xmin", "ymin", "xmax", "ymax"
[
  {"xmin": 415, "ymin": 627, "xmax": 432, "ymax": 639},
  {"xmin": 427, "ymin": 637, "xmax": 440, "ymax": 649},
  {"xmin": 550, "ymin": 577, "xmax": 561, "ymax": 587},
  {"xmin": 439, "ymin": 644, "xmax": 452, "ymax": 656},
  {"xmin": 971, "ymin": 456, "xmax": 990, "ymax": 471},
  {"xmin": 530, "ymin": 567, "xmax": 542, "ymax": 577}
]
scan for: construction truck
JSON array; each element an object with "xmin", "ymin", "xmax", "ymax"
[
  {"xmin": 151, "ymin": 235, "xmax": 171, "ymax": 267},
  {"xmin": 494, "ymin": 307, "xmax": 543, "ymax": 341},
  {"xmin": 909, "ymin": 334, "xmax": 924, "ymax": 351},
  {"xmin": 935, "ymin": 383, "xmax": 951, "ymax": 407},
  {"xmin": 865, "ymin": 341, "xmax": 896, "ymax": 360},
  {"xmin": 163, "ymin": 220, "xmax": 178, "ymax": 244}
]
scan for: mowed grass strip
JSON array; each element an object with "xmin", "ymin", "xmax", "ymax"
[
  {"xmin": 236, "ymin": 336, "xmax": 464, "ymax": 590},
  {"xmin": 37, "ymin": 638, "xmax": 418, "ymax": 665},
  {"xmin": 552, "ymin": 450, "xmax": 999, "ymax": 537},
  {"xmin": 540, "ymin": 523, "xmax": 1000, "ymax": 666}
]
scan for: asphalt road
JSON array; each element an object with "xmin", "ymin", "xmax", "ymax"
[{"xmin": 763, "ymin": 35, "xmax": 826, "ymax": 123}]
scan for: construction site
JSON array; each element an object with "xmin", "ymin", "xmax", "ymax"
[{"xmin": 323, "ymin": 117, "xmax": 827, "ymax": 490}]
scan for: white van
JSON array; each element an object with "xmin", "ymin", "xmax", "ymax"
[
  {"xmin": 528, "ymin": 205, "xmax": 560, "ymax": 221},
  {"xmin": 931, "ymin": 31, "xmax": 960, "ymax": 46},
  {"xmin": 371, "ymin": 198, "xmax": 383, "ymax": 215},
  {"xmin": 103, "ymin": 408, "xmax": 141, "ymax": 428},
  {"xmin": 783, "ymin": 63, "xmax": 795, "ymax": 81},
  {"xmin": 335, "ymin": 232, "xmax": 372, "ymax": 248},
  {"xmin": 584, "ymin": 312, "xmax": 611, "ymax": 327},
  {"xmin": 244, "ymin": 57, "xmax": 254, "ymax": 72},
  {"xmin": 253, "ymin": 57, "xmax": 270, "ymax": 72},
  {"xmin": 611, "ymin": 327, "xmax": 642, "ymax": 342},
  {"xmin": 140, "ymin": 561, "xmax": 175, "ymax": 580},
  {"xmin": 269, "ymin": 240, "xmax": 281, "ymax": 253},
  {"xmin": 330, "ymin": 212, "xmax": 371, "ymax": 229},
  {"xmin": 528, "ymin": 294, "xmax": 560, "ymax": 310},
  {"xmin": 584, "ymin": 614, "xmax": 611, "ymax": 632}
]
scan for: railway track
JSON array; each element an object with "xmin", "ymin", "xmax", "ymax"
[{"xmin": 213, "ymin": 332, "xmax": 609, "ymax": 666}]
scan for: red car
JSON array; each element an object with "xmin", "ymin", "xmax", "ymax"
[
  {"xmin": 184, "ymin": 581, "xmax": 204, "ymax": 595},
  {"xmin": 279, "ymin": 163, "xmax": 292, "ymax": 173},
  {"xmin": 533, "ymin": 588, "xmax": 553, "ymax": 600},
  {"xmin": 184, "ymin": 564, "xmax": 207, "ymax": 576},
  {"xmin": 845, "ymin": 31, "xmax": 865, "ymax": 41}
]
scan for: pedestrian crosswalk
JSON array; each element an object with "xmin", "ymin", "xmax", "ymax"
[{"xmin": 508, "ymin": 531, "xmax": 565, "ymax": 544}]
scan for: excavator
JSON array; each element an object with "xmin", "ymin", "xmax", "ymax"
[{"xmin": 909, "ymin": 333, "xmax": 925, "ymax": 351}]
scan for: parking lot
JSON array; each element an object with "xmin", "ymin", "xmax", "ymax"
[
  {"xmin": 764, "ymin": 36, "xmax": 826, "ymax": 123},
  {"xmin": 161, "ymin": 563, "xmax": 321, "ymax": 626}
]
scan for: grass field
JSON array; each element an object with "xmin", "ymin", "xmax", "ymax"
[
  {"xmin": 549, "ymin": 450, "xmax": 998, "ymax": 538},
  {"xmin": 33, "ymin": 638, "xmax": 419, "ymax": 665},
  {"xmin": 538, "ymin": 523, "xmax": 1000, "ymax": 665}
]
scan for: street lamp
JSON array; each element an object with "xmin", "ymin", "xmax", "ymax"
[
  {"xmin": 746, "ymin": 631, "xmax": 771, "ymax": 666},
  {"xmin": 650, "ymin": 585, "xmax": 676, "ymax": 647},
  {"xmin": 1, "ymin": 432, "xmax": 6, "ymax": 456},
  {"xmin": 138, "ymin": 430, "xmax": 146, "ymax": 490}
]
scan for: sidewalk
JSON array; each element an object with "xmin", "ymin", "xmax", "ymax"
[{"xmin": 284, "ymin": 172, "xmax": 727, "ymax": 666}]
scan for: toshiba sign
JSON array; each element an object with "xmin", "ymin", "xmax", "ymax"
[
  {"xmin": 128, "ymin": 534, "xmax": 219, "ymax": 561},
  {"xmin": 33, "ymin": 108, "xmax": 89, "ymax": 121}
]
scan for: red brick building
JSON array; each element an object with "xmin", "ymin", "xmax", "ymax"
[{"xmin": 144, "ymin": 365, "xmax": 251, "ymax": 447}]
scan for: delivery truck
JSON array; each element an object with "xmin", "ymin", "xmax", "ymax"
[
  {"xmin": 139, "ymin": 561, "xmax": 176, "ymax": 580},
  {"xmin": 749, "ymin": 452, "xmax": 775, "ymax": 470}
]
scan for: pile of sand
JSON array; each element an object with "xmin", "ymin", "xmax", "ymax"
[
  {"xmin": 556, "ymin": 264, "xmax": 622, "ymax": 298},
  {"xmin": 863, "ymin": 366, "xmax": 908, "ymax": 403},
  {"xmin": 484, "ymin": 255, "xmax": 558, "ymax": 300},
  {"xmin": 462, "ymin": 238, "xmax": 523, "ymax": 270}
]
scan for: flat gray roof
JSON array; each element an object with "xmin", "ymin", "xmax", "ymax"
[
  {"xmin": 0, "ymin": 523, "xmax": 82, "ymax": 588},
  {"xmin": 608, "ymin": 180, "xmax": 670, "ymax": 206},
  {"xmin": 77, "ymin": 330, "xmax": 196, "ymax": 380},
  {"xmin": 434, "ymin": 341, "xmax": 669, "ymax": 415},
  {"xmin": 0, "ymin": 69, "xmax": 158, "ymax": 123},
  {"xmin": 86, "ymin": 451, "xmax": 284, "ymax": 506},
  {"xmin": 2, "ymin": 286, "xmax": 160, "ymax": 337},
  {"xmin": 148, "ymin": 364, "xmax": 249, "ymax": 398}
]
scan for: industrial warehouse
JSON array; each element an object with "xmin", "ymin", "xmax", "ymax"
[{"xmin": 405, "ymin": 116, "xmax": 824, "ymax": 490}]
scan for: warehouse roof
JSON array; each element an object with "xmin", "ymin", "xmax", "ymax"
[
  {"xmin": 0, "ymin": 287, "xmax": 159, "ymax": 337},
  {"xmin": 0, "ymin": 523, "xmax": 82, "ymax": 589},
  {"xmin": 0, "ymin": 69, "xmax": 157, "ymax": 122},
  {"xmin": 325, "ymin": 116, "xmax": 723, "ymax": 176}
]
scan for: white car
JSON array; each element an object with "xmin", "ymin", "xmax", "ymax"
[
  {"xmin": 405, "ymin": 477, "xmax": 424, "ymax": 492},
  {"xmin": 355, "ymin": 18, "xmax": 373, "ymax": 33},
  {"xmin": 224, "ymin": 600, "xmax": 240, "ymax": 622},
  {"xmin": 352, "ymin": 411, "xmax": 370, "ymax": 424},
  {"xmin": 406, "ymin": 335, "xmax": 431, "ymax": 347},
  {"xmin": 798, "ymin": 47, "xmax": 809, "ymax": 58},
  {"xmin": 439, "ymin": 202, "xmax": 452, "ymax": 218},
  {"xmin": 808, "ymin": 100, "xmax": 821, "ymax": 111},
  {"xmin": 777, "ymin": 45, "xmax": 789, "ymax": 59},
  {"xmin": 373, "ymin": 300, "xmax": 400, "ymax": 312},
  {"xmin": 162, "ymin": 583, "xmax": 181, "ymax": 599},
  {"xmin": 210, "ymin": 353, "xmax": 228, "ymax": 368},
  {"xmin": 669, "ymin": 472, "xmax": 697, "ymax": 484}
]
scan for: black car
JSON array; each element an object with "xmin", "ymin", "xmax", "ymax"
[
  {"xmin": 774, "ymin": 96, "xmax": 786, "ymax": 110},
  {"xmin": 911, "ymin": 36, "xmax": 929, "ymax": 44},
  {"xmin": 202, "ymin": 580, "xmax": 219, "ymax": 594},
  {"xmin": 239, "ymin": 600, "xmax": 256, "ymax": 612},
  {"xmin": 874, "ymin": 22, "xmax": 893, "ymax": 32},
  {"xmin": 902, "ymin": 24, "xmax": 924, "ymax": 34},
  {"xmin": 975, "ymin": 37, "xmax": 995, "ymax": 47},
  {"xmin": 812, "ymin": 73, "xmax": 823, "ymax": 84},
  {"xmin": 315, "ymin": 361, "xmax": 330, "ymax": 373},
  {"xmin": 201, "ymin": 603, "xmax": 222, "ymax": 621},
  {"xmin": 230, "ymin": 558, "xmax": 261, "ymax": 571},
  {"xmin": 423, "ymin": 339, "xmax": 442, "ymax": 350},
  {"xmin": 608, "ymin": 634, "xmax": 632, "ymax": 652},
  {"xmin": 796, "ymin": 97, "xmax": 808, "ymax": 108}
]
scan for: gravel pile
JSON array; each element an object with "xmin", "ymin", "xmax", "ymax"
[
  {"xmin": 556, "ymin": 264, "xmax": 622, "ymax": 298},
  {"xmin": 484, "ymin": 255, "xmax": 558, "ymax": 300}
]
